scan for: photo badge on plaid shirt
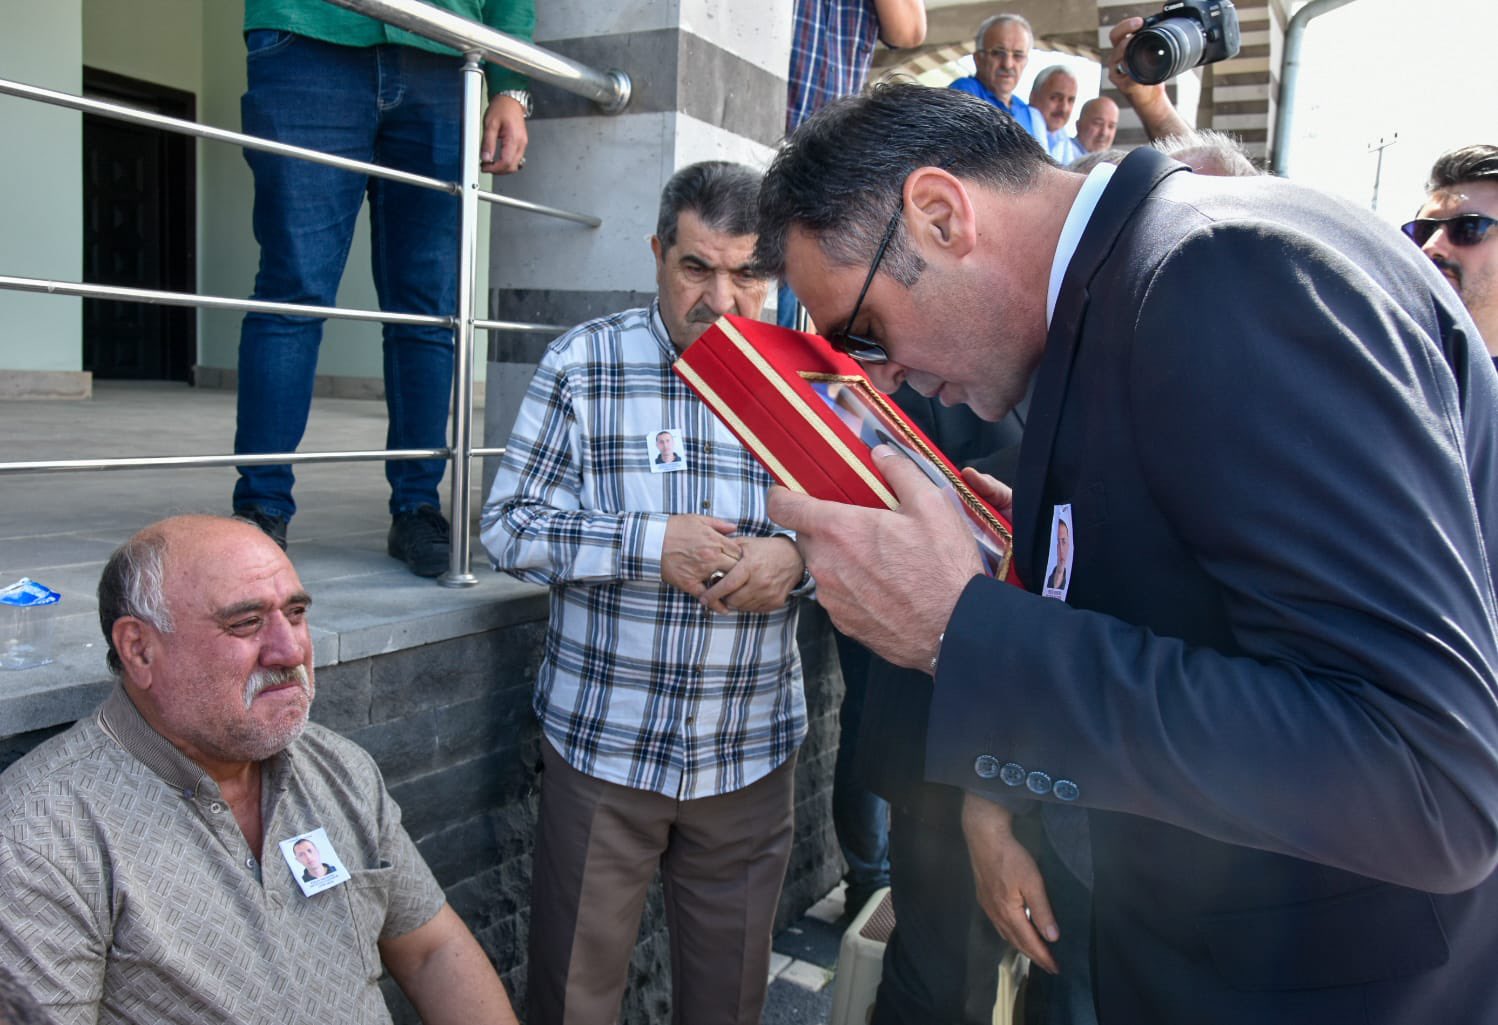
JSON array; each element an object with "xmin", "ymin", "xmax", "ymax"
[{"xmin": 650, "ymin": 427, "xmax": 685, "ymax": 473}]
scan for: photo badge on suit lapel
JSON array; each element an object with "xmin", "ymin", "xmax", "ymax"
[{"xmin": 1043, "ymin": 504, "xmax": 1074, "ymax": 600}]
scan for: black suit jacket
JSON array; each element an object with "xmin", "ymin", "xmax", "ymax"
[
  {"xmin": 926, "ymin": 150, "xmax": 1498, "ymax": 1023},
  {"xmin": 856, "ymin": 386, "xmax": 1023, "ymax": 813}
]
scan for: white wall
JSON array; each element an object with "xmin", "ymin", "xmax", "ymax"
[
  {"xmin": 0, "ymin": 0, "xmax": 83, "ymax": 373},
  {"xmin": 83, "ymin": 0, "xmax": 203, "ymax": 95},
  {"xmin": 197, "ymin": 0, "xmax": 263, "ymax": 377}
]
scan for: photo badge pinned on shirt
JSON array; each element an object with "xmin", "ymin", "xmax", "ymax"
[
  {"xmin": 1043, "ymin": 504, "xmax": 1074, "ymax": 601},
  {"xmin": 279, "ymin": 826, "xmax": 349, "ymax": 897},
  {"xmin": 649, "ymin": 427, "xmax": 685, "ymax": 473}
]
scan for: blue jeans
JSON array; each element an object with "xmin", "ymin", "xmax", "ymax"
[{"xmin": 233, "ymin": 31, "xmax": 461, "ymax": 520}]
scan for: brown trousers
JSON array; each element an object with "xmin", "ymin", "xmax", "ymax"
[{"xmin": 526, "ymin": 739, "xmax": 797, "ymax": 1025}]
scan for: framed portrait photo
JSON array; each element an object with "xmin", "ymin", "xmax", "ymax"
[{"xmin": 674, "ymin": 315, "xmax": 1018, "ymax": 583}]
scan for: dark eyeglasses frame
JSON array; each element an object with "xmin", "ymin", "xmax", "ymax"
[
  {"xmin": 977, "ymin": 47, "xmax": 1029, "ymax": 63},
  {"xmin": 1401, "ymin": 213, "xmax": 1498, "ymax": 248},
  {"xmin": 826, "ymin": 202, "xmax": 904, "ymax": 365}
]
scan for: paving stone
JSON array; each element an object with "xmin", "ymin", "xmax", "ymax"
[
  {"xmin": 779, "ymin": 958, "xmax": 834, "ymax": 992},
  {"xmin": 769, "ymin": 951, "xmax": 793, "ymax": 979}
]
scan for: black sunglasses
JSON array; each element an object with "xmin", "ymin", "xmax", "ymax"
[
  {"xmin": 824, "ymin": 203, "xmax": 904, "ymax": 365},
  {"xmin": 1401, "ymin": 213, "xmax": 1498, "ymax": 248}
]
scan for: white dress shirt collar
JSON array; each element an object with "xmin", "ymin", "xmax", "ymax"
[{"xmin": 1046, "ymin": 162, "xmax": 1117, "ymax": 327}]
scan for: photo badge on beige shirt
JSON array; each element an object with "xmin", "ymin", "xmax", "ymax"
[{"xmin": 280, "ymin": 826, "xmax": 350, "ymax": 897}]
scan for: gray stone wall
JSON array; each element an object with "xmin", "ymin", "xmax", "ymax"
[{"xmin": 0, "ymin": 603, "xmax": 846, "ymax": 1025}]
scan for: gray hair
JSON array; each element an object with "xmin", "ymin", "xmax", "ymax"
[
  {"xmin": 1031, "ymin": 64, "xmax": 1075, "ymax": 94},
  {"xmin": 98, "ymin": 528, "xmax": 174, "ymax": 676},
  {"xmin": 1067, "ymin": 132, "xmax": 1260, "ymax": 178},
  {"xmin": 655, "ymin": 161, "xmax": 763, "ymax": 251},
  {"xmin": 1153, "ymin": 129, "xmax": 1259, "ymax": 177},
  {"xmin": 975, "ymin": 13, "xmax": 1033, "ymax": 51},
  {"xmin": 756, "ymin": 84, "xmax": 1053, "ymax": 286},
  {"xmin": 1068, "ymin": 147, "xmax": 1129, "ymax": 173}
]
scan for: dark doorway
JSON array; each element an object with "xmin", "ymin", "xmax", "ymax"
[{"xmin": 82, "ymin": 68, "xmax": 196, "ymax": 382}]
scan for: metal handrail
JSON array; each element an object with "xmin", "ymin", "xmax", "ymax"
[
  {"xmin": 0, "ymin": 78, "xmax": 600, "ymax": 225},
  {"xmin": 0, "ymin": 274, "xmax": 570, "ymax": 335},
  {"xmin": 478, "ymin": 189, "xmax": 599, "ymax": 227},
  {"xmin": 0, "ymin": 274, "xmax": 447, "ymax": 328},
  {"xmin": 0, "ymin": 450, "xmax": 448, "ymax": 475},
  {"xmin": 474, "ymin": 318, "xmax": 568, "ymax": 334},
  {"xmin": 0, "ymin": 2, "xmax": 630, "ymax": 586},
  {"xmin": 323, "ymin": 0, "xmax": 632, "ymax": 113}
]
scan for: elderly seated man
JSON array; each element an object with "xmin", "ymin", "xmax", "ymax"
[{"xmin": 0, "ymin": 515, "xmax": 518, "ymax": 1025}]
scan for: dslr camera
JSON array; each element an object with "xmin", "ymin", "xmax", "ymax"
[{"xmin": 1123, "ymin": 0, "xmax": 1241, "ymax": 85}]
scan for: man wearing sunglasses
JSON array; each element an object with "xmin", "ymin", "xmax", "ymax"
[
  {"xmin": 757, "ymin": 84, "xmax": 1498, "ymax": 1025},
  {"xmin": 1408, "ymin": 145, "xmax": 1498, "ymax": 356}
]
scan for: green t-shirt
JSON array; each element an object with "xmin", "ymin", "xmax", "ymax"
[{"xmin": 244, "ymin": 0, "xmax": 535, "ymax": 93}]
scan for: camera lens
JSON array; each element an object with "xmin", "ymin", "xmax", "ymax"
[{"xmin": 1125, "ymin": 19, "xmax": 1206, "ymax": 85}]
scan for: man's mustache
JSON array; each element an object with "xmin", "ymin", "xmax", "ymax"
[
  {"xmin": 1431, "ymin": 254, "xmax": 1463, "ymax": 289},
  {"xmin": 686, "ymin": 301, "xmax": 724, "ymax": 325},
  {"xmin": 243, "ymin": 664, "xmax": 311, "ymax": 709}
]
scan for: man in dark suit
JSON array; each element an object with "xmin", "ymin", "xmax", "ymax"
[
  {"xmin": 855, "ymin": 389, "xmax": 1033, "ymax": 1025},
  {"xmin": 756, "ymin": 83, "xmax": 1498, "ymax": 1024}
]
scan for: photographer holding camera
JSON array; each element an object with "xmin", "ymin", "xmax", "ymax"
[{"xmin": 1106, "ymin": 18, "xmax": 1189, "ymax": 141}]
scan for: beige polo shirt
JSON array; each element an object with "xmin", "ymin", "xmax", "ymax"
[{"xmin": 0, "ymin": 684, "xmax": 446, "ymax": 1025}]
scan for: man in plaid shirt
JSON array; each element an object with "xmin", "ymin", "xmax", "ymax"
[{"xmin": 481, "ymin": 162, "xmax": 810, "ymax": 1025}]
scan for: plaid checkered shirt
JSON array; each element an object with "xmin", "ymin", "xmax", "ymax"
[
  {"xmin": 480, "ymin": 303, "xmax": 808, "ymax": 799},
  {"xmin": 787, "ymin": 0, "xmax": 883, "ymax": 134}
]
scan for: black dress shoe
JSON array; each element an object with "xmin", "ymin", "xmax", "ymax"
[
  {"xmin": 388, "ymin": 505, "xmax": 451, "ymax": 577},
  {"xmin": 234, "ymin": 507, "xmax": 289, "ymax": 551}
]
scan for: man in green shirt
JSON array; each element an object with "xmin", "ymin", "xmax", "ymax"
[{"xmin": 232, "ymin": 0, "xmax": 534, "ymax": 576}]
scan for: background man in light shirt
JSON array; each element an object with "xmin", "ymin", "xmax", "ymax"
[{"xmin": 1029, "ymin": 65, "xmax": 1084, "ymax": 164}]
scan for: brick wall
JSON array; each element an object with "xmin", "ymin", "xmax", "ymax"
[{"xmin": 0, "ymin": 602, "xmax": 847, "ymax": 1024}]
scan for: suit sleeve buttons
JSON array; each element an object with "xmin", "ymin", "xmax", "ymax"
[
  {"xmin": 1026, "ymin": 770, "xmax": 1054, "ymax": 795},
  {"xmin": 999, "ymin": 761, "xmax": 1026, "ymax": 787},
  {"xmin": 1053, "ymin": 779, "xmax": 1080, "ymax": 802},
  {"xmin": 974, "ymin": 754, "xmax": 1002, "ymax": 779}
]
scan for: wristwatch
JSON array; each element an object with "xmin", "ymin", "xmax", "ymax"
[
  {"xmin": 496, "ymin": 88, "xmax": 532, "ymax": 118},
  {"xmin": 789, "ymin": 566, "xmax": 815, "ymax": 599}
]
